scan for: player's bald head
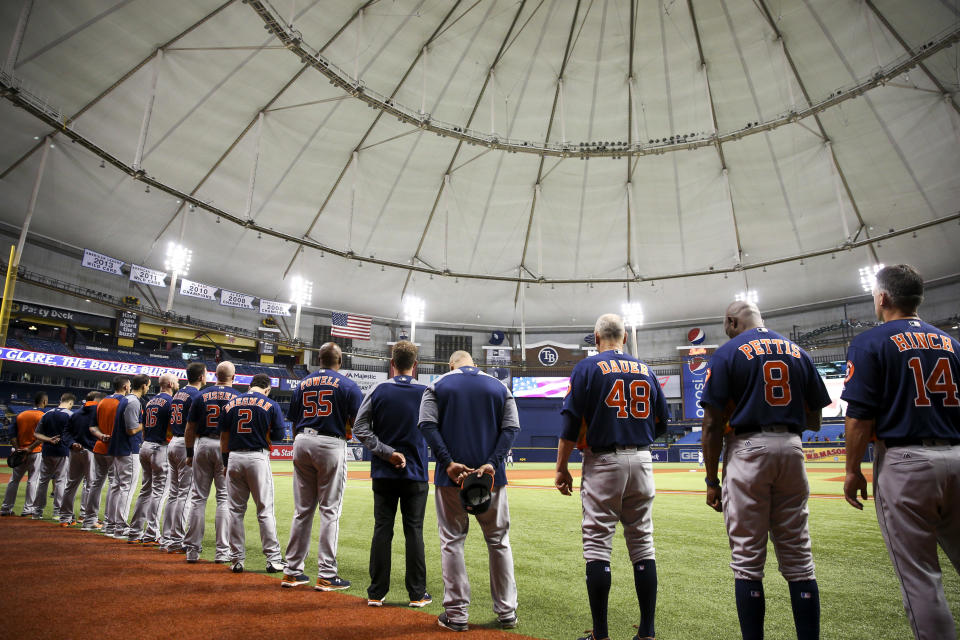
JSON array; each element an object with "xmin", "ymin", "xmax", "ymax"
[
  {"xmin": 158, "ymin": 372, "xmax": 178, "ymax": 391},
  {"xmin": 319, "ymin": 342, "xmax": 342, "ymax": 370},
  {"xmin": 216, "ymin": 361, "xmax": 235, "ymax": 383},
  {"xmin": 723, "ymin": 301, "xmax": 763, "ymax": 339},
  {"xmin": 594, "ymin": 313, "xmax": 627, "ymax": 348},
  {"xmin": 448, "ymin": 350, "xmax": 474, "ymax": 370}
]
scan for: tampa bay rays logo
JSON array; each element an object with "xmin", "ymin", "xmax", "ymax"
[{"xmin": 538, "ymin": 346, "xmax": 559, "ymax": 366}]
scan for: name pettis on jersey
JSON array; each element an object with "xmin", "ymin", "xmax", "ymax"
[
  {"xmin": 596, "ymin": 359, "xmax": 650, "ymax": 376},
  {"xmin": 889, "ymin": 331, "xmax": 955, "ymax": 353},
  {"xmin": 301, "ymin": 375, "xmax": 341, "ymax": 388},
  {"xmin": 737, "ymin": 338, "xmax": 801, "ymax": 361},
  {"xmin": 224, "ymin": 396, "xmax": 271, "ymax": 412}
]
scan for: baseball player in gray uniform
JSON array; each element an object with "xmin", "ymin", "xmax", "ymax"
[
  {"xmin": 419, "ymin": 350, "xmax": 520, "ymax": 632},
  {"xmin": 282, "ymin": 343, "xmax": 363, "ymax": 590},
  {"xmin": 27, "ymin": 393, "xmax": 76, "ymax": 520},
  {"xmin": 841, "ymin": 264, "xmax": 960, "ymax": 640},
  {"xmin": 58, "ymin": 391, "xmax": 102, "ymax": 527},
  {"xmin": 700, "ymin": 302, "xmax": 830, "ymax": 640},
  {"xmin": 160, "ymin": 362, "xmax": 206, "ymax": 552},
  {"xmin": 556, "ymin": 314, "xmax": 668, "ymax": 640},
  {"xmin": 218, "ymin": 373, "xmax": 286, "ymax": 574}
]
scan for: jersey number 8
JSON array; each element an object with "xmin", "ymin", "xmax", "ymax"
[
  {"xmin": 604, "ymin": 379, "xmax": 651, "ymax": 419},
  {"xmin": 763, "ymin": 361, "xmax": 792, "ymax": 407}
]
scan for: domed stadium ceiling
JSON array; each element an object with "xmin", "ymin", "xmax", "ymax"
[{"xmin": 0, "ymin": 0, "xmax": 958, "ymax": 327}]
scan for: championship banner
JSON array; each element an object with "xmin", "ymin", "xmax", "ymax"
[
  {"xmin": 259, "ymin": 299, "xmax": 291, "ymax": 316},
  {"xmin": 129, "ymin": 264, "xmax": 167, "ymax": 287},
  {"xmin": 0, "ymin": 346, "xmax": 274, "ymax": 387},
  {"xmin": 220, "ymin": 289, "xmax": 255, "ymax": 309},
  {"xmin": 179, "ymin": 278, "xmax": 217, "ymax": 300},
  {"xmin": 81, "ymin": 249, "xmax": 124, "ymax": 275}
]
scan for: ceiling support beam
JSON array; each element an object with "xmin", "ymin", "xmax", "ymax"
[
  {"xmin": 625, "ymin": 0, "xmax": 637, "ymax": 294},
  {"xmin": 399, "ymin": 0, "xmax": 529, "ymax": 300},
  {"xmin": 0, "ymin": 0, "xmax": 237, "ymax": 181},
  {"xmin": 755, "ymin": 0, "xmax": 878, "ymax": 263},
  {"xmin": 514, "ymin": 0, "xmax": 584, "ymax": 305},
  {"xmin": 281, "ymin": 0, "xmax": 464, "ymax": 279}
]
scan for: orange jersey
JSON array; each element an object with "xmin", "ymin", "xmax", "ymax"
[
  {"xmin": 93, "ymin": 395, "xmax": 122, "ymax": 455},
  {"xmin": 15, "ymin": 409, "xmax": 44, "ymax": 453}
]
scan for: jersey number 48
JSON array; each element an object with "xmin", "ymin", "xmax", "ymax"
[{"xmin": 604, "ymin": 379, "xmax": 651, "ymax": 419}]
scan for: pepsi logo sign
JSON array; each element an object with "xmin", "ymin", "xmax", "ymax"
[
  {"xmin": 688, "ymin": 328, "xmax": 705, "ymax": 345},
  {"xmin": 538, "ymin": 346, "xmax": 559, "ymax": 366},
  {"xmin": 688, "ymin": 358, "xmax": 707, "ymax": 374}
]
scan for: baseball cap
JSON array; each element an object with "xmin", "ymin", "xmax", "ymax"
[{"xmin": 459, "ymin": 472, "xmax": 494, "ymax": 515}]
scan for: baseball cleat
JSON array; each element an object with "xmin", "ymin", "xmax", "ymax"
[
  {"xmin": 0, "ymin": 512, "xmax": 11, "ymax": 516},
  {"xmin": 230, "ymin": 562, "xmax": 244, "ymax": 573},
  {"xmin": 265, "ymin": 560, "xmax": 286, "ymax": 574},
  {"xmin": 498, "ymin": 615, "xmax": 518, "ymax": 629},
  {"xmin": 281, "ymin": 573, "xmax": 310, "ymax": 588},
  {"xmin": 214, "ymin": 557, "xmax": 231, "ymax": 564},
  {"xmin": 127, "ymin": 538, "xmax": 142, "ymax": 544},
  {"xmin": 437, "ymin": 613, "xmax": 468, "ymax": 632},
  {"xmin": 186, "ymin": 553, "xmax": 200, "ymax": 564},
  {"xmin": 141, "ymin": 540, "xmax": 161, "ymax": 548},
  {"xmin": 409, "ymin": 593, "xmax": 433, "ymax": 608},
  {"xmin": 314, "ymin": 576, "xmax": 351, "ymax": 591},
  {"xmin": 30, "ymin": 515, "xmax": 43, "ymax": 520},
  {"xmin": 576, "ymin": 633, "xmax": 608, "ymax": 640},
  {"xmin": 367, "ymin": 598, "xmax": 384, "ymax": 607}
]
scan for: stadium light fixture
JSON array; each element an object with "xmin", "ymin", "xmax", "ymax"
[
  {"xmin": 290, "ymin": 276, "xmax": 313, "ymax": 341},
  {"xmin": 859, "ymin": 263, "xmax": 884, "ymax": 293},
  {"xmin": 404, "ymin": 296, "xmax": 425, "ymax": 344},
  {"xmin": 735, "ymin": 290, "xmax": 759, "ymax": 304},
  {"xmin": 621, "ymin": 302, "xmax": 643, "ymax": 357},
  {"xmin": 164, "ymin": 242, "xmax": 192, "ymax": 312}
]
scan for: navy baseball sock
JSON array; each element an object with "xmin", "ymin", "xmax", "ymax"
[
  {"xmin": 788, "ymin": 579, "xmax": 820, "ymax": 640},
  {"xmin": 734, "ymin": 579, "xmax": 765, "ymax": 640},
  {"xmin": 633, "ymin": 559, "xmax": 657, "ymax": 638},
  {"xmin": 585, "ymin": 560, "xmax": 611, "ymax": 639}
]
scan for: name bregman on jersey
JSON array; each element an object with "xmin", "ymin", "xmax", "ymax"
[{"xmin": 224, "ymin": 396, "xmax": 273, "ymax": 411}]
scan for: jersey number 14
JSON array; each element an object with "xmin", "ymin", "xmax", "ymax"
[
  {"xmin": 604, "ymin": 379, "xmax": 651, "ymax": 419},
  {"xmin": 907, "ymin": 357, "xmax": 960, "ymax": 407}
]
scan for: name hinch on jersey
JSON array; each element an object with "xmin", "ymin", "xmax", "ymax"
[{"xmin": 889, "ymin": 331, "xmax": 955, "ymax": 353}]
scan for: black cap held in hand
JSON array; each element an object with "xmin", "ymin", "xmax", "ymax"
[{"xmin": 459, "ymin": 472, "xmax": 494, "ymax": 515}]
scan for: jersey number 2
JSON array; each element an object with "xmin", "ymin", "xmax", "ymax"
[
  {"xmin": 235, "ymin": 408, "xmax": 254, "ymax": 434},
  {"xmin": 908, "ymin": 357, "xmax": 960, "ymax": 407},
  {"xmin": 604, "ymin": 379, "xmax": 650, "ymax": 419},
  {"xmin": 763, "ymin": 361, "xmax": 792, "ymax": 407}
]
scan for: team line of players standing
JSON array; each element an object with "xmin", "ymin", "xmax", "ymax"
[{"xmin": 2, "ymin": 263, "xmax": 958, "ymax": 640}]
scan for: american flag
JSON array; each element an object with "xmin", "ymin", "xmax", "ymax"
[{"xmin": 331, "ymin": 311, "xmax": 372, "ymax": 340}]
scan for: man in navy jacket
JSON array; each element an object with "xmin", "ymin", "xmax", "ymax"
[{"xmin": 59, "ymin": 391, "xmax": 103, "ymax": 526}]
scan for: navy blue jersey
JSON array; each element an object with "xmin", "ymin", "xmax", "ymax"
[
  {"xmin": 701, "ymin": 327, "xmax": 831, "ymax": 432},
  {"xmin": 143, "ymin": 393, "xmax": 174, "ymax": 444},
  {"xmin": 219, "ymin": 391, "xmax": 286, "ymax": 451},
  {"xmin": 188, "ymin": 385, "xmax": 240, "ymax": 438},
  {"xmin": 561, "ymin": 349, "xmax": 668, "ymax": 449},
  {"xmin": 63, "ymin": 401, "xmax": 98, "ymax": 451},
  {"xmin": 108, "ymin": 394, "xmax": 144, "ymax": 456},
  {"xmin": 36, "ymin": 408, "xmax": 72, "ymax": 457},
  {"xmin": 842, "ymin": 318, "xmax": 960, "ymax": 440},
  {"xmin": 418, "ymin": 366, "xmax": 520, "ymax": 487},
  {"xmin": 354, "ymin": 376, "xmax": 429, "ymax": 482},
  {"xmin": 169, "ymin": 385, "xmax": 201, "ymax": 438},
  {"xmin": 287, "ymin": 369, "xmax": 363, "ymax": 439}
]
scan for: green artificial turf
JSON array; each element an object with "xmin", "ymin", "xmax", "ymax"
[{"xmin": 10, "ymin": 461, "xmax": 959, "ymax": 639}]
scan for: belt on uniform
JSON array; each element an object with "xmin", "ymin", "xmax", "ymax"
[
  {"xmin": 590, "ymin": 444, "xmax": 650, "ymax": 455},
  {"xmin": 232, "ymin": 447, "xmax": 266, "ymax": 453},
  {"xmin": 884, "ymin": 437, "xmax": 960, "ymax": 448},
  {"xmin": 733, "ymin": 424, "xmax": 801, "ymax": 436},
  {"xmin": 200, "ymin": 435, "xmax": 220, "ymax": 440},
  {"xmin": 299, "ymin": 428, "xmax": 344, "ymax": 440}
]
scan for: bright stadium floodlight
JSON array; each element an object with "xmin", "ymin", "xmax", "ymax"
[
  {"xmin": 859, "ymin": 263, "xmax": 884, "ymax": 293},
  {"xmin": 621, "ymin": 302, "xmax": 643, "ymax": 356},
  {"xmin": 290, "ymin": 276, "xmax": 313, "ymax": 341},
  {"xmin": 735, "ymin": 290, "xmax": 759, "ymax": 304},
  {"xmin": 404, "ymin": 296, "xmax": 425, "ymax": 344},
  {"xmin": 164, "ymin": 242, "xmax": 192, "ymax": 312}
]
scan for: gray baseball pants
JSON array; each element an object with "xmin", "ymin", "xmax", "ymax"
[
  {"xmin": 1, "ymin": 452, "xmax": 41, "ymax": 515},
  {"xmin": 60, "ymin": 448, "xmax": 95, "ymax": 524},
  {"xmin": 721, "ymin": 431, "xmax": 816, "ymax": 582},
  {"xmin": 284, "ymin": 433, "xmax": 347, "ymax": 579},
  {"xmin": 874, "ymin": 442, "xmax": 960, "ymax": 640},
  {"xmin": 161, "ymin": 436, "xmax": 193, "ymax": 549},
  {"xmin": 27, "ymin": 455, "xmax": 68, "ymax": 518},
  {"xmin": 126, "ymin": 441, "xmax": 168, "ymax": 540},
  {"xmin": 581, "ymin": 447, "xmax": 656, "ymax": 564},
  {"xmin": 104, "ymin": 454, "xmax": 139, "ymax": 533},
  {"xmin": 227, "ymin": 450, "xmax": 283, "ymax": 565},
  {"xmin": 82, "ymin": 453, "xmax": 113, "ymax": 528},
  {"xmin": 183, "ymin": 437, "xmax": 230, "ymax": 560},
  {"xmin": 435, "ymin": 484, "xmax": 517, "ymax": 625}
]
